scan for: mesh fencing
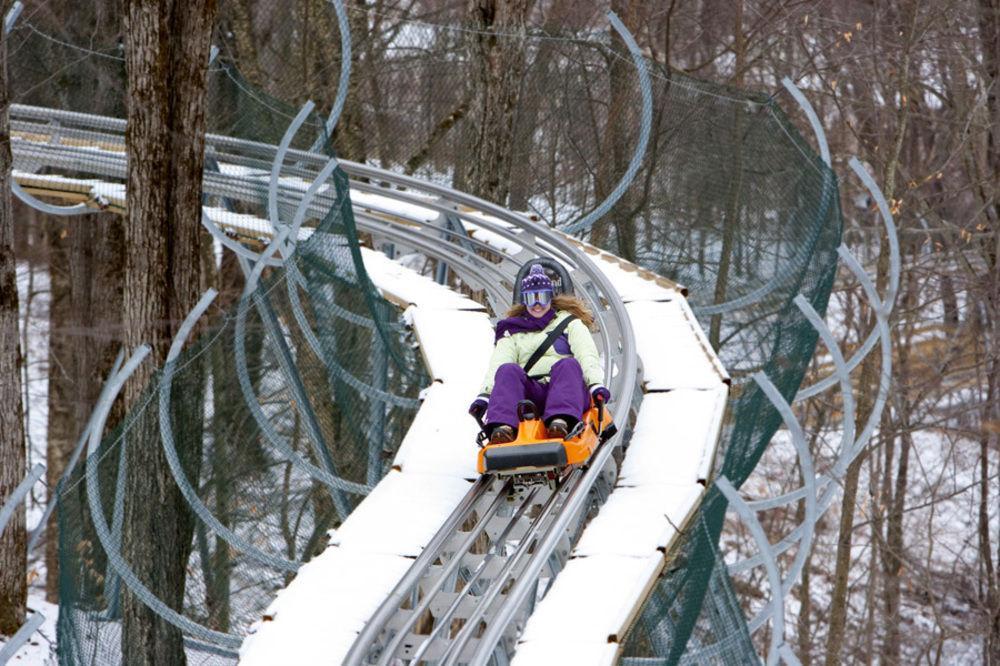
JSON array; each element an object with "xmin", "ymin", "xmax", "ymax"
[
  {"xmin": 6, "ymin": 4, "xmax": 841, "ymax": 663},
  {"xmin": 50, "ymin": 160, "xmax": 429, "ymax": 663},
  {"xmin": 17, "ymin": 43, "xmax": 431, "ymax": 662},
  {"xmin": 611, "ymin": 70, "xmax": 842, "ymax": 664}
]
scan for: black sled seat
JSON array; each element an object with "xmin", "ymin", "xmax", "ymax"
[{"xmin": 481, "ymin": 441, "xmax": 568, "ymax": 474}]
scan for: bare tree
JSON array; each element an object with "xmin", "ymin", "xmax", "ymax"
[
  {"xmin": 589, "ymin": 0, "xmax": 643, "ymax": 261},
  {"xmin": 460, "ymin": 0, "xmax": 535, "ymax": 204},
  {"xmin": 119, "ymin": 0, "xmax": 218, "ymax": 662},
  {"xmin": 43, "ymin": 214, "xmax": 123, "ymax": 602},
  {"xmin": 975, "ymin": 2, "xmax": 1000, "ymax": 660},
  {"xmin": 823, "ymin": 4, "xmax": 919, "ymax": 663},
  {"xmin": 4, "ymin": 0, "xmax": 997, "ymax": 661},
  {"xmin": 0, "ymin": 0, "xmax": 26, "ymax": 637}
]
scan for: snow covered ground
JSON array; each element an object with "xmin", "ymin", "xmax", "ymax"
[
  {"xmin": 729, "ymin": 267, "xmax": 997, "ymax": 663},
  {"xmin": 15, "ymin": 260, "xmax": 51, "ymax": 561}
]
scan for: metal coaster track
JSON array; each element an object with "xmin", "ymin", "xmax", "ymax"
[
  {"xmin": 9, "ymin": 103, "xmax": 642, "ymax": 664},
  {"xmin": 5, "ymin": 73, "xmax": 889, "ymax": 665}
]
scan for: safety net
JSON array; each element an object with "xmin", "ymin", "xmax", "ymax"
[
  {"xmin": 6, "ymin": 3, "xmax": 841, "ymax": 663},
  {"xmin": 45, "ymin": 110, "xmax": 429, "ymax": 664},
  {"xmin": 9, "ymin": 16, "xmax": 429, "ymax": 662}
]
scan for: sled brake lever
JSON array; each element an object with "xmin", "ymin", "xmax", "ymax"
[{"xmin": 563, "ymin": 420, "xmax": 587, "ymax": 441}]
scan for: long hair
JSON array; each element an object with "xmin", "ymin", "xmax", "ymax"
[{"xmin": 505, "ymin": 293, "xmax": 595, "ymax": 329}]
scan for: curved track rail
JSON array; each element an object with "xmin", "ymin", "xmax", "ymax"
[
  {"xmin": 4, "ymin": 77, "xmax": 893, "ymax": 664},
  {"xmin": 9, "ymin": 104, "xmax": 648, "ymax": 663}
]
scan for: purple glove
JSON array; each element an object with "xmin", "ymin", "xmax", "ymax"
[
  {"xmin": 589, "ymin": 384, "xmax": 611, "ymax": 404},
  {"xmin": 469, "ymin": 395, "xmax": 489, "ymax": 423}
]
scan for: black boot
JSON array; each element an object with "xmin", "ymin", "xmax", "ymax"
[
  {"xmin": 490, "ymin": 425, "xmax": 516, "ymax": 444},
  {"xmin": 547, "ymin": 418, "xmax": 568, "ymax": 439}
]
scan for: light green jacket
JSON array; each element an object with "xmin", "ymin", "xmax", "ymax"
[{"xmin": 479, "ymin": 311, "xmax": 604, "ymax": 395}]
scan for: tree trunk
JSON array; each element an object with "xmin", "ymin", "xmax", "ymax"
[
  {"xmin": 825, "ymin": 6, "xmax": 916, "ymax": 661},
  {"xmin": 979, "ymin": 354, "xmax": 999, "ymax": 664},
  {"xmin": 976, "ymin": 2, "xmax": 1000, "ymax": 660},
  {"xmin": 303, "ymin": 0, "xmax": 368, "ymax": 161},
  {"xmin": 44, "ymin": 214, "xmax": 123, "ymax": 603},
  {"xmin": 707, "ymin": 0, "xmax": 746, "ymax": 349},
  {"xmin": 461, "ymin": 0, "xmax": 534, "ymax": 205},
  {"xmin": 224, "ymin": 0, "xmax": 264, "ymax": 87},
  {"xmin": 202, "ymin": 250, "xmax": 243, "ymax": 632},
  {"xmin": 882, "ymin": 426, "xmax": 911, "ymax": 664},
  {"xmin": 404, "ymin": 93, "xmax": 472, "ymax": 176},
  {"xmin": 120, "ymin": 0, "xmax": 218, "ymax": 662},
  {"xmin": 880, "ymin": 264, "xmax": 917, "ymax": 665},
  {"xmin": 43, "ymin": 218, "xmax": 70, "ymax": 604},
  {"xmin": 506, "ymin": 0, "xmax": 572, "ymax": 212},
  {"xmin": 0, "ymin": 0, "xmax": 27, "ymax": 633},
  {"xmin": 795, "ymin": 463, "xmax": 812, "ymax": 666},
  {"xmin": 863, "ymin": 420, "xmax": 885, "ymax": 666},
  {"xmin": 590, "ymin": 0, "xmax": 642, "ymax": 261},
  {"xmin": 823, "ymin": 452, "xmax": 865, "ymax": 666}
]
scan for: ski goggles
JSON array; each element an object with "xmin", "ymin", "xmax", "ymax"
[{"xmin": 521, "ymin": 289, "xmax": 553, "ymax": 307}]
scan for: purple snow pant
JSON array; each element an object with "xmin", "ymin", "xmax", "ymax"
[{"xmin": 487, "ymin": 358, "xmax": 591, "ymax": 429}]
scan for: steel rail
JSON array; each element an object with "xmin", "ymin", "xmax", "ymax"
[
  {"xmin": 13, "ymin": 120, "xmax": 629, "ymax": 400},
  {"xmin": 12, "ymin": 105, "xmax": 612, "ymax": 263},
  {"xmin": 341, "ymin": 475, "xmax": 494, "ymax": 665},
  {"xmin": 13, "ymin": 110, "xmax": 586, "ymax": 276},
  {"xmin": 439, "ymin": 471, "xmax": 581, "ymax": 666},
  {"xmin": 339, "ymin": 187, "xmax": 636, "ymax": 664},
  {"xmin": 11, "ymin": 107, "xmax": 621, "ymax": 376},
  {"xmin": 376, "ymin": 481, "xmax": 517, "ymax": 664},
  {"xmin": 10, "ymin": 104, "xmax": 640, "ymax": 663},
  {"xmin": 11, "ymin": 106, "xmax": 635, "ymax": 417},
  {"xmin": 406, "ymin": 485, "xmax": 542, "ymax": 665}
]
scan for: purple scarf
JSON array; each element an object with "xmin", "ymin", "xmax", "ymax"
[{"xmin": 494, "ymin": 308, "xmax": 556, "ymax": 343}]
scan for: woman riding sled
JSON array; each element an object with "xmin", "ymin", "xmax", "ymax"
[{"xmin": 469, "ymin": 264, "xmax": 611, "ymax": 444}]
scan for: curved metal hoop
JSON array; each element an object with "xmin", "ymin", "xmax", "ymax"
[
  {"xmin": 0, "ymin": 610, "xmax": 46, "ymax": 663},
  {"xmin": 0, "ymin": 464, "xmax": 45, "ymax": 538},
  {"xmin": 795, "ymin": 157, "xmax": 900, "ymax": 401},
  {"xmin": 12, "ymin": 180, "xmax": 91, "ymax": 216},
  {"xmin": 201, "ymin": 210, "xmax": 284, "ymax": 267},
  {"xmin": 560, "ymin": 10, "xmax": 652, "ymax": 235},
  {"xmin": 693, "ymin": 77, "xmax": 836, "ymax": 317},
  {"xmin": 158, "ymin": 289, "xmax": 300, "ymax": 572},
  {"xmin": 737, "ymin": 371, "xmax": 817, "ymax": 632},
  {"xmin": 269, "ymin": 101, "xmax": 317, "ymax": 241},
  {"xmin": 795, "ymin": 294, "xmax": 856, "ymax": 475},
  {"xmin": 232, "ymin": 229, "xmax": 368, "ymax": 509},
  {"xmin": 721, "ymin": 156, "xmax": 897, "ymax": 662},
  {"xmin": 318, "ymin": 0, "xmax": 352, "ymax": 145},
  {"xmin": 742, "ymin": 242, "xmax": 894, "ymax": 520},
  {"xmin": 781, "ymin": 77, "xmax": 830, "ymax": 167},
  {"xmin": 716, "ymin": 476, "xmax": 791, "ymax": 666},
  {"xmin": 84, "ymin": 346, "xmax": 243, "ymax": 650}
]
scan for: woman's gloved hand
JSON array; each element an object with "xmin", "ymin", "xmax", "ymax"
[
  {"xmin": 589, "ymin": 384, "xmax": 611, "ymax": 404},
  {"xmin": 468, "ymin": 395, "xmax": 489, "ymax": 422}
]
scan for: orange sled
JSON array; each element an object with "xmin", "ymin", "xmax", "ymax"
[{"xmin": 476, "ymin": 398, "xmax": 616, "ymax": 475}]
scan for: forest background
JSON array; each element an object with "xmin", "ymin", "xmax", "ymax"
[{"xmin": 0, "ymin": 0, "xmax": 998, "ymax": 664}]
